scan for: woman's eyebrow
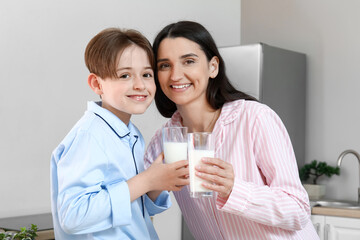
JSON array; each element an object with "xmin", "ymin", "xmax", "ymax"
[
  {"xmin": 157, "ymin": 53, "xmax": 199, "ymax": 63},
  {"xmin": 180, "ymin": 53, "xmax": 198, "ymax": 59}
]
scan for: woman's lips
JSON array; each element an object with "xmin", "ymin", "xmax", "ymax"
[{"xmin": 170, "ymin": 83, "xmax": 191, "ymax": 91}]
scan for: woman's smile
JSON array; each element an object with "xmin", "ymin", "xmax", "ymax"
[
  {"xmin": 157, "ymin": 37, "xmax": 213, "ymax": 106},
  {"xmin": 170, "ymin": 83, "xmax": 192, "ymax": 91}
]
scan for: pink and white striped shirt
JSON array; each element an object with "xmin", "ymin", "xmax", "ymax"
[{"xmin": 145, "ymin": 100, "xmax": 319, "ymax": 240}]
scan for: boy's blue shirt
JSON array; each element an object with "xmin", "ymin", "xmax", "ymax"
[{"xmin": 50, "ymin": 101, "xmax": 170, "ymax": 240}]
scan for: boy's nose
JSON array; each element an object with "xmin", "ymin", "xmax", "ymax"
[{"xmin": 133, "ymin": 76, "xmax": 146, "ymax": 90}]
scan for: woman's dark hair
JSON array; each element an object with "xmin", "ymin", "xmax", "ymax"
[{"xmin": 152, "ymin": 21, "xmax": 257, "ymax": 118}]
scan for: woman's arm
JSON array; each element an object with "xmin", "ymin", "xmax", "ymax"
[
  {"xmin": 229, "ymin": 108, "xmax": 309, "ymax": 230},
  {"xmin": 196, "ymin": 107, "xmax": 310, "ymax": 231}
]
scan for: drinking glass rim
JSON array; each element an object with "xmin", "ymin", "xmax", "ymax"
[
  {"xmin": 188, "ymin": 132, "xmax": 212, "ymax": 135},
  {"xmin": 163, "ymin": 126, "xmax": 188, "ymax": 129}
]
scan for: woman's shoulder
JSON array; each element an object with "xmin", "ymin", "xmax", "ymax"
[{"xmin": 222, "ymin": 99, "xmax": 271, "ymax": 118}]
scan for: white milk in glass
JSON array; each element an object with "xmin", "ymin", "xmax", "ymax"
[
  {"xmin": 189, "ymin": 149, "xmax": 214, "ymax": 192},
  {"xmin": 163, "ymin": 142, "xmax": 188, "ymax": 164}
]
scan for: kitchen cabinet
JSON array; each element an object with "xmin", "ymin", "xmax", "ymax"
[{"xmin": 311, "ymin": 215, "xmax": 360, "ymax": 240}]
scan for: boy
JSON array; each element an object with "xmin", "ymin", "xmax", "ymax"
[{"xmin": 50, "ymin": 28, "xmax": 189, "ymax": 239}]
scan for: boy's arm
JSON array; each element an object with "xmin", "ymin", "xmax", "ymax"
[
  {"xmin": 127, "ymin": 154, "xmax": 189, "ymax": 202},
  {"xmin": 56, "ymin": 131, "xmax": 131, "ymax": 235}
]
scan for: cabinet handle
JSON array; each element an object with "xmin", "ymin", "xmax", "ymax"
[
  {"xmin": 325, "ymin": 224, "xmax": 330, "ymax": 240},
  {"xmin": 314, "ymin": 223, "xmax": 320, "ymax": 235}
]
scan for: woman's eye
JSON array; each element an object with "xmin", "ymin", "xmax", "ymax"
[
  {"xmin": 158, "ymin": 63, "xmax": 170, "ymax": 70},
  {"xmin": 185, "ymin": 59, "xmax": 195, "ymax": 65}
]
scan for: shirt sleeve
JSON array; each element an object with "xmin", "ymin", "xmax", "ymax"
[
  {"xmin": 143, "ymin": 191, "xmax": 172, "ymax": 216},
  {"xmin": 56, "ymin": 130, "xmax": 131, "ymax": 234},
  {"xmin": 216, "ymin": 107, "xmax": 311, "ymax": 231}
]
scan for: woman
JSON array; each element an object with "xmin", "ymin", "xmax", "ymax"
[{"xmin": 145, "ymin": 21, "xmax": 318, "ymax": 239}]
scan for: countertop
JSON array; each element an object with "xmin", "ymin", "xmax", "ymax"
[
  {"xmin": 0, "ymin": 213, "xmax": 53, "ymax": 231},
  {"xmin": 0, "ymin": 213, "xmax": 54, "ymax": 240},
  {"xmin": 311, "ymin": 200, "xmax": 360, "ymax": 218}
]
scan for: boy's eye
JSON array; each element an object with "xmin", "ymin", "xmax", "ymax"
[
  {"xmin": 143, "ymin": 73, "xmax": 153, "ymax": 78},
  {"xmin": 119, "ymin": 74, "xmax": 130, "ymax": 79},
  {"xmin": 158, "ymin": 63, "xmax": 170, "ymax": 70}
]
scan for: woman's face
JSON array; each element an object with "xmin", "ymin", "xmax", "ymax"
[{"xmin": 156, "ymin": 37, "xmax": 218, "ymax": 108}]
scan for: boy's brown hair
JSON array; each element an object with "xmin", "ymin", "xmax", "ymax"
[{"xmin": 85, "ymin": 28, "xmax": 154, "ymax": 79}]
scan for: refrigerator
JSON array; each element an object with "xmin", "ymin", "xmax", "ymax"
[
  {"xmin": 218, "ymin": 43, "xmax": 306, "ymax": 168},
  {"xmin": 181, "ymin": 43, "xmax": 307, "ymax": 240}
]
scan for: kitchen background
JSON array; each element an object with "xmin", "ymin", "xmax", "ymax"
[{"xmin": 0, "ymin": 0, "xmax": 359, "ymax": 239}]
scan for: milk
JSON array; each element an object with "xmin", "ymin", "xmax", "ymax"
[
  {"xmin": 189, "ymin": 149, "xmax": 214, "ymax": 192},
  {"xmin": 163, "ymin": 142, "xmax": 188, "ymax": 164}
]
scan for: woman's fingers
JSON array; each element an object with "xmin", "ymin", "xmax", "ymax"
[
  {"xmin": 201, "ymin": 157, "xmax": 227, "ymax": 169},
  {"xmin": 196, "ymin": 158, "xmax": 232, "ymax": 178},
  {"xmin": 195, "ymin": 171, "xmax": 225, "ymax": 186},
  {"xmin": 194, "ymin": 157, "xmax": 234, "ymax": 198}
]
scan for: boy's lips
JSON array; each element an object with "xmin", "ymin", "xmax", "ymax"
[{"xmin": 127, "ymin": 95, "xmax": 148, "ymax": 101}]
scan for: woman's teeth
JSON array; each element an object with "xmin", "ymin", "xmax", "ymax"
[{"xmin": 171, "ymin": 84, "xmax": 191, "ymax": 89}]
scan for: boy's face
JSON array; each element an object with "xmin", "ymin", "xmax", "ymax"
[{"xmin": 95, "ymin": 45, "xmax": 156, "ymax": 124}]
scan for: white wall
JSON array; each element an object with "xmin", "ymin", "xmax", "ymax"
[
  {"xmin": 0, "ymin": 0, "xmax": 240, "ymax": 238},
  {"xmin": 241, "ymin": 0, "xmax": 360, "ymax": 201}
]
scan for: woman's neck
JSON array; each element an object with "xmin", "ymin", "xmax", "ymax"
[{"xmin": 177, "ymin": 102, "xmax": 220, "ymax": 133}]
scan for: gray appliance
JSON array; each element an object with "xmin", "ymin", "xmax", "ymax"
[
  {"xmin": 219, "ymin": 43, "xmax": 306, "ymax": 167},
  {"xmin": 182, "ymin": 43, "xmax": 306, "ymax": 240}
]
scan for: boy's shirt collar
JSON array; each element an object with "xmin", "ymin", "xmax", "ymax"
[{"xmin": 87, "ymin": 101, "xmax": 134, "ymax": 138}]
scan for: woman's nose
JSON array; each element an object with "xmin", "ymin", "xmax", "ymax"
[{"xmin": 170, "ymin": 65, "xmax": 183, "ymax": 81}]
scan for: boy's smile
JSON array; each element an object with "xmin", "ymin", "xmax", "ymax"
[{"xmin": 94, "ymin": 44, "xmax": 156, "ymax": 124}]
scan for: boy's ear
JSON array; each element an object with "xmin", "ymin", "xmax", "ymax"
[{"xmin": 88, "ymin": 73, "xmax": 103, "ymax": 95}]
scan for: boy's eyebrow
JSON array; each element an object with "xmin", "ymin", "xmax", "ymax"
[
  {"xmin": 116, "ymin": 66, "xmax": 153, "ymax": 71},
  {"xmin": 117, "ymin": 67, "xmax": 131, "ymax": 71},
  {"xmin": 157, "ymin": 53, "xmax": 199, "ymax": 63}
]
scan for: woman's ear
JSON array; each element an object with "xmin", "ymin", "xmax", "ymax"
[
  {"xmin": 88, "ymin": 73, "xmax": 103, "ymax": 95},
  {"xmin": 209, "ymin": 56, "xmax": 219, "ymax": 79}
]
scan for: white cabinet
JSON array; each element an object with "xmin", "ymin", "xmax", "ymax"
[
  {"xmin": 312, "ymin": 215, "xmax": 325, "ymax": 239},
  {"xmin": 311, "ymin": 215, "xmax": 360, "ymax": 240}
]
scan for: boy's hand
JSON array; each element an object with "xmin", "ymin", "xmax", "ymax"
[{"xmin": 146, "ymin": 153, "xmax": 189, "ymax": 192}]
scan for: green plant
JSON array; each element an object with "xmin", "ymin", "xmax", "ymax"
[
  {"xmin": 0, "ymin": 224, "xmax": 37, "ymax": 240},
  {"xmin": 299, "ymin": 160, "xmax": 340, "ymax": 184}
]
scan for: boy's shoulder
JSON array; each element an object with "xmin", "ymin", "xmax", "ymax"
[{"xmin": 59, "ymin": 111, "xmax": 99, "ymax": 145}]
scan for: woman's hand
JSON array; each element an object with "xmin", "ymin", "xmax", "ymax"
[{"xmin": 195, "ymin": 157, "xmax": 234, "ymax": 199}]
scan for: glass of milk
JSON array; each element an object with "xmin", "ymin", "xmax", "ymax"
[
  {"xmin": 162, "ymin": 127, "xmax": 188, "ymax": 164},
  {"xmin": 188, "ymin": 132, "xmax": 214, "ymax": 198}
]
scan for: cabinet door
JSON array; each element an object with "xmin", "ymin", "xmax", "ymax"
[
  {"xmin": 311, "ymin": 215, "xmax": 325, "ymax": 240},
  {"xmin": 326, "ymin": 216, "xmax": 360, "ymax": 240}
]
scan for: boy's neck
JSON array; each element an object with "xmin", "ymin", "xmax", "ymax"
[{"xmin": 100, "ymin": 101, "xmax": 131, "ymax": 125}]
